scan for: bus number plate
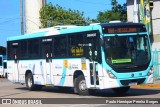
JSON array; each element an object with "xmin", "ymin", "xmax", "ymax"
[{"xmin": 129, "ymin": 82, "xmax": 137, "ymax": 86}]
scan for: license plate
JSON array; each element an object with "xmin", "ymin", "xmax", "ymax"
[{"xmin": 129, "ymin": 82, "xmax": 137, "ymax": 86}]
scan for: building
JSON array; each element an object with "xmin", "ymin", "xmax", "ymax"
[
  {"xmin": 25, "ymin": 0, "xmax": 46, "ymax": 34},
  {"xmin": 127, "ymin": 0, "xmax": 160, "ymax": 49}
]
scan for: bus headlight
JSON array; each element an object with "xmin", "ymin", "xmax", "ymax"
[
  {"xmin": 107, "ymin": 71, "xmax": 117, "ymax": 79},
  {"xmin": 148, "ymin": 66, "xmax": 153, "ymax": 76}
]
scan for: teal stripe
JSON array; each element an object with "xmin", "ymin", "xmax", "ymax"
[{"xmin": 58, "ymin": 63, "xmax": 67, "ymax": 86}]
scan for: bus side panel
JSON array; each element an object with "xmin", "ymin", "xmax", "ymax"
[
  {"xmin": 52, "ymin": 60, "xmax": 65, "ymax": 86},
  {"xmin": 0, "ymin": 68, "xmax": 3, "ymax": 77},
  {"xmin": 52, "ymin": 59, "xmax": 91, "ymax": 87},
  {"xmin": 53, "ymin": 59, "xmax": 82, "ymax": 87},
  {"xmin": 7, "ymin": 61, "xmax": 14, "ymax": 82},
  {"xmin": 51, "ymin": 58, "xmax": 106, "ymax": 89},
  {"xmin": 24, "ymin": 60, "xmax": 45, "ymax": 85},
  {"xmin": 8, "ymin": 60, "xmax": 46, "ymax": 85}
]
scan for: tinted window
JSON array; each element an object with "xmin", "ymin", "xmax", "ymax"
[
  {"xmin": 41, "ymin": 38, "xmax": 53, "ymax": 59},
  {"xmin": 54, "ymin": 36, "xmax": 67, "ymax": 57},
  {"xmin": 28, "ymin": 39, "xmax": 40, "ymax": 59},
  {"xmin": 68, "ymin": 34, "xmax": 84, "ymax": 57},
  {"xmin": 7, "ymin": 41, "xmax": 19, "ymax": 60},
  {"xmin": 20, "ymin": 40, "xmax": 28, "ymax": 59}
]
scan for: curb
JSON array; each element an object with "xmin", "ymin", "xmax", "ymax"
[{"xmin": 131, "ymin": 84, "xmax": 160, "ymax": 89}]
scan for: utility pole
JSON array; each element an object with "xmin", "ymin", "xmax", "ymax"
[
  {"xmin": 133, "ymin": 0, "xmax": 139, "ymax": 23},
  {"xmin": 20, "ymin": 0, "xmax": 24, "ymax": 35}
]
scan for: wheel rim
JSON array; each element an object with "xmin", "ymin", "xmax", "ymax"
[
  {"xmin": 79, "ymin": 80, "xmax": 87, "ymax": 91},
  {"xmin": 28, "ymin": 77, "xmax": 32, "ymax": 88}
]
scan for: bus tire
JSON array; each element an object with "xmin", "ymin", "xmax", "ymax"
[
  {"xmin": 26, "ymin": 73, "xmax": 42, "ymax": 91},
  {"xmin": 112, "ymin": 86, "xmax": 130, "ymax": 95},
  {"xmin": 75, "ymin": 75, "xmax": 89, "ymax": 96}
]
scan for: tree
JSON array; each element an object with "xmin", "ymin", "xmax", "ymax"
[
  {"xmin": 97, "ymin": 0, "xmax": 127, "ymax": 23},
  {"xmin": 39, "ymin": 3, "xmax": 90, "ymax": 28}
]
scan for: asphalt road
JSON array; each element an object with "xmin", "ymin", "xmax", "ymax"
[{"xmin": 0, "ymin": 78, "xmax": 160, "ymax": 107}]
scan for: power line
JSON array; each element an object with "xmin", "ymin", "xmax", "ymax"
[
  {"xmin": 0, "ymin": 15, "xmax": 19, "ymax": 20},
  {"xmin": 0, "ymin": 18, "xmax": 19, "ymax": 25},
  {"xmin": 0, "ymin": 29, "xmax": 19, "ymax": 31}
]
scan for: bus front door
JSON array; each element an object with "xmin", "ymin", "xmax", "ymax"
[
  {"xmin": 42, "ymin": 42, "xmax": 53, "ymax": 85},
  {"xmin": 87, "ymin": 34, "xmax": 100, "ymax": 88},
  {"xmin": 13, "ymin": 44, "xmax": 20, "ymax": 83}
]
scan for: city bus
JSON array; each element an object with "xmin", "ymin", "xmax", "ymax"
[
  {"xmin": 0, "ymin": 55, "xmax": 7, "ymax": 78},
  {"xmin": 7, "ymin": 23, "xmax": 153, "ymax": 95}
]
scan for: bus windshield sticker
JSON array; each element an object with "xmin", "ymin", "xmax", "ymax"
[
  {"xmin": 12, "ymin": 43, "xmax": 18, "ymax": 46},
  {"xmin": 129, "ymin": 37, "xmax": 134, "ymax": 43},
  {"xmin": 112, "ymin": 59, "xmax": 131, "ymax": 64},
  {"xmin": 87, "ymin": 33, "xmax": 96, "ymax": 37},
  {"xmin": 71, "ymin": 47, "xmax": 83, "ymax": 56}
]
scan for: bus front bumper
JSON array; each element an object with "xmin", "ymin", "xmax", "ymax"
[{"xmin": 100, "ymin": 74, "xmax": 153, "ymax": 89}]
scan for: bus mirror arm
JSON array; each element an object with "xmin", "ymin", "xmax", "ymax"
[{"xmin": 100, "ymin": 38, "xmax": 104, "ymax": 46}]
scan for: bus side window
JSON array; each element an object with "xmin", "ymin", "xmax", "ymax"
[
  {"xmin": 20, "ymin": 40, "xmax": 28, "ymax": 59},
  {"xmin": 54, "ymin": 36, "xmax": 67, "ymax": 57},
  {"xmin": 28, "ymin": 39, "xmax": 40, "ymax": 59},
  {"xmin": 68, "ymin": 34, "xmax": 84, "ymax": 57}
]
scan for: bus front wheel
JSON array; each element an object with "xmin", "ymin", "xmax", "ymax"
[
  {"xmin": 26, "ymin": 73, "xmax": 42, "ymax": 91},
  {"xmin": 112, "ymin": 86, "xmax": 130, "ymax": 95},
  {"xmin": 75, "ymin": 75, "xmax": 89, "ymax": 95}
]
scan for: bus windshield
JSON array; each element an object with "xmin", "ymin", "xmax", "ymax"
[{"xmin": 104, "ymin": 35, "xmax": 151, "ymax": 69}]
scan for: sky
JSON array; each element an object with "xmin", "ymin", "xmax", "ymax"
[{"xmin": 0, "ymin": 0, "xmax": 126, "ymax": 47}]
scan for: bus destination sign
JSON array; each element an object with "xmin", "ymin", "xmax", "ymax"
[{"xmin": 108, "ymin": 27, "xmax": 137, "ymax": 34}]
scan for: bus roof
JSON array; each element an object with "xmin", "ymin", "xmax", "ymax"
[
  {"xmin": 7, "ymin": 24, "xmax": 101, "ymax": 41},
  {"xmin": 7, "ymin": 22, "xmax": 145, "ymax": 41}
]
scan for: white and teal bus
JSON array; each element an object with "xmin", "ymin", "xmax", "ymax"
[
  {"xmin": 0, "ymin": 55, "xmax": 7, "ymax": 78},
  {"xmin": 7, "ymin": 23, "xmax": 153, "ymax": 95}
]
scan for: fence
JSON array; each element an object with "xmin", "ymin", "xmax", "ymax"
[{"xmin": 152, "ymin": 49, "xmax": 160, "ymax": 79}]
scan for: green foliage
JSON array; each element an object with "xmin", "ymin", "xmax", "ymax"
[
  {"xmin": 39, "ymin": 3, "xmax": 90, "ymax": 28},
  {"xmin": 97, "ymin": 0, "xmax": 127, "ymax": 23},
  {"xmin": 40, "ymin": 1, "xmax": 127, "ymax": 28}
]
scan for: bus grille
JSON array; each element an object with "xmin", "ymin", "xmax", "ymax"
[{"xmin": 120, "ymin": 78, "xmax": 146, "ymax": 86}]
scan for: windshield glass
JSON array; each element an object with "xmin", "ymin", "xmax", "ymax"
[{"xmin": 104, "ymin": 35, "xmax": 151, "ymax": 67}]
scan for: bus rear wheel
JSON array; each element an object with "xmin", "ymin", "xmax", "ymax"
[
  {"xmin": 112, "ymin": 86, "xmax": 130, "ymax": 95},
  {"xmin": 26, "ymin": 73, "xmax": 42, "ymax": 91},
  {"xmin": 75, "ymin": 75, "xmax": 89, "ymax": 95}
]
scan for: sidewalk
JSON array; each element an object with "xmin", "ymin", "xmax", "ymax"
[{"xmin": 131, "ymin": 79, "xmax": 160, "ymax": 89}]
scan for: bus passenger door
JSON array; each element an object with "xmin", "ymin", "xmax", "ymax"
[
  {"xmin": 13, "ymin": 43, "xmax": 20, "ymax": 83},
  {"xmin": 42, "ymin": 41, "xmax": 53, "ymax": 85},
  {"xmin": 86, "ymin": 32, "xmax": 100, "ymax": 88}
]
